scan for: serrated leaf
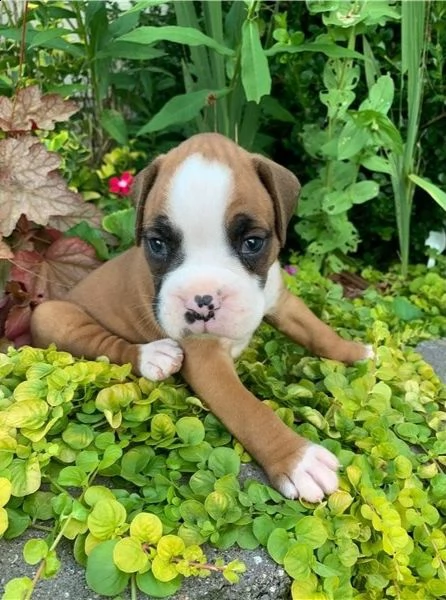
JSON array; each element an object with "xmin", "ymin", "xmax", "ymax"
[
  {"xmin": 0, "ymin": 137, "xmax": 88, "ymax": 237},
  {"xmin": 0, "ymin": 85, "xmax": 78, "ymax": 131},
  {"xmin": 11, "ymin": 237, "xmax": 102, "ymax": 302}
]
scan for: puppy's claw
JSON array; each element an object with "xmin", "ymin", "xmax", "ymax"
[
  {"xmin": 270, "ymin": 444, "xmax": 339, "ymax": 503},
  {"xmin": 139, "ymin": 339, "xmax": 184, "ymax": 381}
]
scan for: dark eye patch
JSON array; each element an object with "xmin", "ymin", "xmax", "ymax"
[
  {"xmin": 226, "ymin": 213, "xmax": 272, "ymax": 282},
  {"xmin": 142, "ymin": 215, "xmax": 184, "ymax": 300}
]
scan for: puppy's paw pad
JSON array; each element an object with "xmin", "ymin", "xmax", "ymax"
[
  {"xmin": 276, "ymin": 444, "xmax": 339, "ymax": 503},
  {"xmin": 139, "ymin": 339, "xmax": 184, "ymax": 381}
]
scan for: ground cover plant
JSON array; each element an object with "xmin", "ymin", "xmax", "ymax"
[{"xmin": 2, "ymin": 265, "xmax": 446, "ymax": 599}]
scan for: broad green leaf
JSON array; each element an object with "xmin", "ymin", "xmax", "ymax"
[
  {"xmin": 337, "ymin": 120, "xmax": 369, "ymax": 160},
  {"xmin": 392, "ymin": 297, "xmax": 424, "ymax": 321},
  {"xmin": 84, "ymin": 485, "xmax": 116, "ymax": 507},
  {"xmin": 137, "ymin": 88, "xmax": 230, "ymax": 135},
  {"xmin": 283, "ymin": 543, "xmax": 313, "ymax": 579},
  {"xmin": 267, "ymin": 528, "xmax": 293, "ymax": 564},
  {"xmin": 207, "ymin": 447, "xmax": 240, "ymax": 478},
  {"xmin": 294, "ymin": 516, "xmax": 328, "ymax": 549},
  {"xmin": 175, "ymin": 416, "xmax": 205, "ymax": 445},
  {"xmin": 265, "ymin": 42, "xmax": 364, "ymax": 60},
  {"xmin": 86, "ymin": 540, "xmax": 130, "ymax": 596},
  {"xmin": 241, "ymin": 20, "xmax": 271, "ymax": 103},
  {"xmin": 102, "ymin": 208, "xmax": 136, "ymax": 248},
  {"xmin": 136, "ymin": 570, "xmax": 182, "ymax": 597},
  {"xmin": 130, "ymin": 512, "xmax": 163, "ymax": 544},
  {"xmin": 23, "ymin": 538, "xmax": 49, "ymax": 565},
  {"xmin": 100, "ymin": 109, "xmax": 128, "ymax": 145},
  {"xmin": 360, "ymin": 74, "xmax": 394, "ymax": 114},
  {"xmin": 22, "ymin": 491, "xmax": 55, "ymax": 520},
  {"xmin": 62, "ymin": 423, "xmax": 95, "ymax": 450},
  {"xmin": 9, "ymin": 457, "xmax": 41, "ymax": 496},
  {"xmin": 119, "ymin": 26, "xmax": 234, "ymax": 55},
  {"xmin": 87, "ymin": 499, "xmax": 127, "ymax": 540},
  {"xmin": 57, "ymin": 466, "xmax": 88, "ymax": 488},
  {"xmin": 350, "ymin": 180, "xmax": 380, "ymax": 204},
  {"xmin": 113, "ymin": 536, "xmax": 148, "ymax": 573},
  {"xmin": 188, "ymin": 470, "xmax": 216, "ymax": 497},
  {"xmin": 204, "ymin": 490, "xmax": 231, "ymax": 520},
  {"xmin": 409, "ymin": 173, "xmax": 446, "ymax": 212},
  {"xmin": 2, "ymin": 577, "xmax": 33, "ymax": 600},
  {"xmin": 2, "ymin": 399, "xmax": 48, "ymax": 429}
]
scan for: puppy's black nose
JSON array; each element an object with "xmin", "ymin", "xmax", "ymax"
[{"xmin": 194, "ymin": 294, "xmax": 214, "ymax": 308}]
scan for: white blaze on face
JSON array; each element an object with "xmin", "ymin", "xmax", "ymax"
[{"xmin": 156, "ymin": 153, "xmax": 281, "ymax": 354}]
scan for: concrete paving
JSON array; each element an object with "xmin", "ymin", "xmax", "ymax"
[{"xmin": 0, "ymin": 340, "xmax": 444, "ymax": 599}]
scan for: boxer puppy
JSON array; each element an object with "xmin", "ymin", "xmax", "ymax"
[{"xmin": 31, "ymin": 133, "xmax": 371, "ymax": 502}]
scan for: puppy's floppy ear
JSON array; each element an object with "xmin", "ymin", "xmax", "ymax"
[
  {"xmin": 133, "ymin": 156, "xmax": 164, "ymax": 245},
  {"xmin": 251, "ymin": 154, "xmax": 301, "ymax": 247}
]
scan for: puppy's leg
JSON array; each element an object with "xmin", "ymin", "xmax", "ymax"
[
  {"xmin": 181, "ymin": 337, "xmax": 338, "ymax": 502},
  {"xmin": 265, "ymin": 288, "xmax": 372, "ymax": 363},
  {"xmin": 31, "ymin": 301, "xmax": 183, "ymax": 380}
]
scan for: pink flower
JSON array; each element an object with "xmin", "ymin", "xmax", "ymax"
[
  {"xmin": 108, "ymin": 171, "xmax": 134, "ymax": 196},
  {"xmin": 284, "ymin": 264, "xmax": 298, "ymax": 275}
]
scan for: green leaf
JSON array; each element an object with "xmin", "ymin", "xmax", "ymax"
[
  {"xmin": 265, "ymin": 41, "xmax": 364, "ymax": 60},
  {"xmin": 283, "ymin": 543, "xmax": 313, "ymax": 579},
  {"xmin": 175, "ymin": 416, "xmax": 206, "ymax": 445},
  {"xmin": 57, "ymin": 466, "xmax": 88, "ymax": 488},
  {"xmin": 9, "ymin": 457, "xmax": 41, "ymax": 496},
  {"xmin": 102, "ymin": 208, "xmax": 136, "ymax": 248},
  {"xmin": 409, "ymin": 174, "xmax": 446, "ymax": 212},
  {"xmin": 2, "ymin": 577, "xmax": 33, "ymax": 600},
  {"xmin": 119, "ymin": 26, "xmax": 234, "ymax": 56},
  {"xmin": 392, "ymin": 297, "xmax": 424, "ymax": 321},
  {"xmin": 130, "ymin": 512, "xmax": 163, "ymax": 544},
  {"xmin": 241, "ymin": 20, "xmax": 271, "ymax": 103},
  {"xmin": 294, "ymin": 516, "xmax": 328, "ymax": 549},
  {"xmin": 136, "ymin": 570, "xmax": 182, "ymax": 597},
  {"xmin": 207, "ymin": 447, "xmax": 240, "ymax": 478},
  {"xmin": 337, "ymin": 120, "xmax": 369, "ymax": 160},
  {"xmin": 62, "ymin": 423, "xmax": 95, "ymax": 450},
  {"xmin": 87, "ymin": 499, "xmax": 127, "ymax": 540},
  {"xmin": 23, "ymin": 538, "xmax": 49, "ymax": 565},
  {"xmin": 0, "ymin": 477, "xmax": 12, "ymax": 507},
  {"xmin": 267, "ymin": 528, "xmax": 293, "ymax": 564},
  {"xmin": 350, "ymin": 180, "xmax": 380, "ymax": 204},
  {"xmin": 361, "ymin": 74, "xmax": 394, "ymax": 114},
  {"xmin": 137, "ymin": 88, "xmax": 230, "ymax": 135},
  {"xmin": 100, "ymin": 109, "xmax": 128, "ymax": 145},
  {"xmin": 86, "ymin": 540, "xmax": 130, "ymax": 596},
  {"xmin": 113, "ymin": 536, "xmax": 148, "ymax": 573}
]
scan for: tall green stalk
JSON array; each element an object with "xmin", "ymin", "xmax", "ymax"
[{"xmin": 390, "ymin": 0, "xmax": 429, "ymax": 276}]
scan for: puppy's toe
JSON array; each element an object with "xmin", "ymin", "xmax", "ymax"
[
  {"xmin": 139, "ymin": 339, "xmax": 184, "ymax": 381},
  {"xmin": 272, "ymin": 444, "xmax": 339, "ymax": 503}
]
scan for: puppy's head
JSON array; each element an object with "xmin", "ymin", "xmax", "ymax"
[{"xmin": 133, "ymin": 133, "xmax": 300, "ymax": 350}]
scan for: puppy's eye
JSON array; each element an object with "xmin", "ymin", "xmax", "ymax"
[
  {"xmin": 242, "ymin": 236, "xmax": 264, "ymax": 254},
  {"xmin": 148, "ymin": 238, "xmax": 167, "ymax": 256}
]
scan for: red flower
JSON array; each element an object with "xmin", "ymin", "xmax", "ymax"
[{"xmin": 108, "ymin": 171, "xmax": 134, "ymax": 196}]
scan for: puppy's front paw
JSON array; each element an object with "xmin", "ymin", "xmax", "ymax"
[
  {"xmin": 269, "ymin": 444, "xmax": 339, "ymax": 503},
  {"xmin": 139, "ymin": 339, "xmax": 184, "ymax": 381}
]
